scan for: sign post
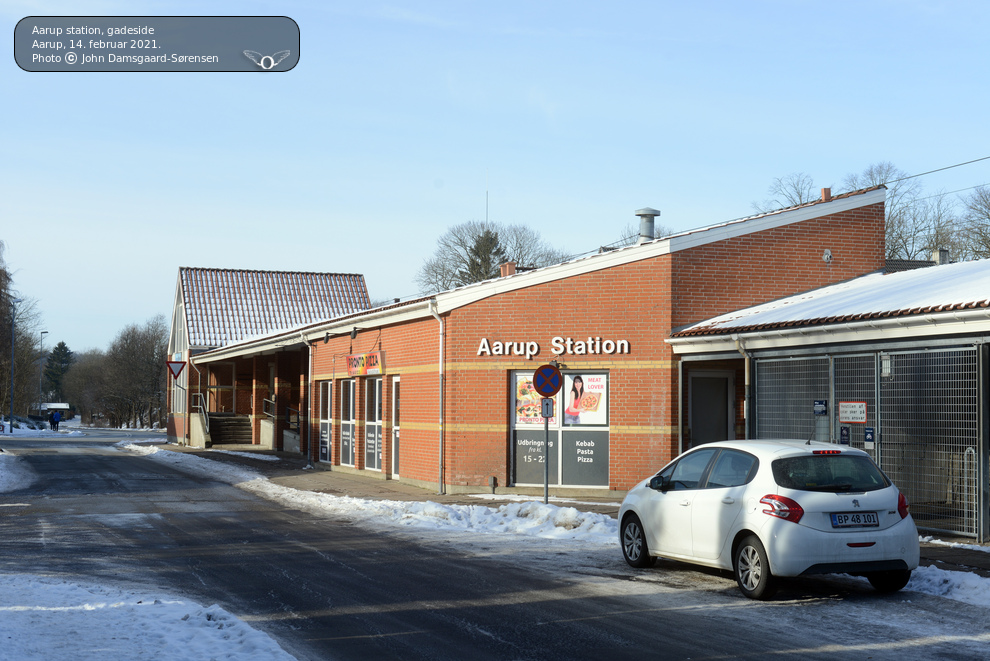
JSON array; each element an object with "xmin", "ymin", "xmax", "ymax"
[{"xmin": 533, "ymin": 364, "xmax": 563, "ymax": 504}]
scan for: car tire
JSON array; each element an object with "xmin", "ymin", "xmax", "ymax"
[
  {"xmin": 621, "ymin": 514, "xmax": 656, "ymax": 568},
  {"xmin": 734, "ymin": 535, "xmax": 777, "ymax": 600},
  {"xmin": 867, "ymin": 569, "xmax": 911, "ymax": 593}
]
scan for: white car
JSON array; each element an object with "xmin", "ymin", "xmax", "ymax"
[{"xmin": 619, "ymin": 440, "xmax": 920, "ymax": 599}]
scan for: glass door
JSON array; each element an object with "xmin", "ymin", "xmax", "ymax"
[
  {"xmin": 318, "ymin": 381, "xmax": 331, "ymax": 462},
  {"xmin": 391, "ymin": 376, "xmax": 400, "ymax": 477},
  {"xmin": 365, "ymin": 378, "xmax": 382, "ymax": 471},
  {"xmin": 340, "ymin": 380, "xmax": 355, "ymax": 466}
]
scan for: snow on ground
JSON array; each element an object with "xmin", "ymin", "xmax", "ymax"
[
  {"xmin": 117, "ymin": 442, "xmax": 990, "ymax": 607},
  {"xmin": 207, "ymin": 449, "xmax": 282, "ymax": 462},
  {"xmin": 0, "ymin": 574, "xmax": 295, "ymax": 661},
  {"xmin": 120, "ymin": 442, "xmax": 618, "ymax": 545},
  {"xmin": 0, "ymin": 452, "xmax": 36, "ymax": 492},
  {"xmin": 0, "ymin": 421, "xmax": 85, "ymax": 437},
  {"xmin": 2, "ymin": 437, "xmax": 990, "ymax": 660}
]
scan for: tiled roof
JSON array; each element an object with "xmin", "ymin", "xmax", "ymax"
[
  {"xmin": 885, "ymin": 258, "xmax": 935, "ymax": 273},
  {"xmin": 672, "ymin": 258, "xmax": 990, "ymax": 338},
  {"xmin": 180, "ymin": 268, "xmax": 371, "ymax": 348}
]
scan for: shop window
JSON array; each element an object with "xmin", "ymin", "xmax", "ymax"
[{"xmin": 511, "ymin": 370, "xmax": 610, "ymax": 488}]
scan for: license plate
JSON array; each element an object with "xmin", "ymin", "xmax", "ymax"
[{"xmin": 830, "ymin": 511, "xmax": 879, "ymax": 528}]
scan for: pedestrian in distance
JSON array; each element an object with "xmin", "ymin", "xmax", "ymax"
[
  {"xmin": 52, "ymin": 410, "xmax": 61, "ymax": 432},
  {"xmin": 49, "ymin": 411, "xmax": 55, "ymax": 431}
]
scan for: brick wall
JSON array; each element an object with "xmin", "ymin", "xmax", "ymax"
[{"xmin": 307, "ymin": 198, "xmax": 885, "ymax": 492}]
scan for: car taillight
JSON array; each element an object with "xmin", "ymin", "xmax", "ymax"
[
  {"xmin": 812, "ymin": 450, "xmax": 842, "ymax": 455},
  {"xmin": 760, "ymin": 495, "xmax": 804, "ymax": 524},
  {"xmin": 897, "ymin": 492, "xmax": 910, "ymax": 519}
]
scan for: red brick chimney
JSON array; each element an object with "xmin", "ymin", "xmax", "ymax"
[
  {"xmin": 821, "ymin": 187, "xmax": 832, "ymax": 202},
  {"xmin": 500, "ymin": 261, "xmax": 516, "ymax": 277}
]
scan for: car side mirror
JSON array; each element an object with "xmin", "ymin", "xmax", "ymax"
[{"xmin": 649, "ymin": 475, "xmax": 668, "ymax": 492}]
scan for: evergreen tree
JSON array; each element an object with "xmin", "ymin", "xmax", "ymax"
[
  {"xmin": 43, "ymin": 341, "xmax": 74, "ymax": 402},
  {"xmin": 457, "ymin": 230, "xmax": 508, "ymax": 286}
]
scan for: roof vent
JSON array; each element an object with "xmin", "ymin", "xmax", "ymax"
[
  {"xmin": 634, "ymin": 207, "xmax": 661, "ymax": 245},
  {"xmin": 933, "ymin": 248, "xmax": 951, "ymax": 265}
]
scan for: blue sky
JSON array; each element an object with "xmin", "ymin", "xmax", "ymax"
[{"xmin": 2, "ymin": 1, "xmax": 989, "ymax": 353}]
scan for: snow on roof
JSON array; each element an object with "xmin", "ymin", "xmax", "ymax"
[
  {"xmin": 179, "ymin": 268, "xmax": 371, "ymax": 348},
  {"xmin": 673, "ymin": 258, "xmax": 990, "ymax": 337}
]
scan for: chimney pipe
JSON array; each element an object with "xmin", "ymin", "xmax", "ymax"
[{"xmin": 634, "ymin": 207, "xmax": 661, "ymax": 245}]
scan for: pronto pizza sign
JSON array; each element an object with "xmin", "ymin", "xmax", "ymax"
[{"xmin": 346, "ymin": 350, "xmax": 385, "ymax": 376}]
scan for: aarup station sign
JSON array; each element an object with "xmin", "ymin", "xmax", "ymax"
[{"xmin": 477, "ymin": 335, "xmax": 630, "ymax": 361}]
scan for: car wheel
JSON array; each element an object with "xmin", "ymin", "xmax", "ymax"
[
  {"xmin": 734, "ymin": 535, "xmax": 776, "ymax": 600},
  {"xmin": 621, "ymin": 514, "xmax": 656, "ymax": 568},
  {"xmin": 867, "ymin": 569, "xmax": 911, "ymax": 593}
]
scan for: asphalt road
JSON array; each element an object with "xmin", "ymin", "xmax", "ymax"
[{"xmin": 2, "ymin": 432, "xmax": 989, "ymax": 660}]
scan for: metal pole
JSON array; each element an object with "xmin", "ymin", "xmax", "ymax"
[
  {"xmin": 9, "ymin": 299, "xmax": 21, "ymax": 434},
  {"xmin": 543, "ymin": 410, "xmax": 550, "ymax": 505},
  {"xmin": 38, "ymin": 330, "xmax": 47, "ymax": 416}
]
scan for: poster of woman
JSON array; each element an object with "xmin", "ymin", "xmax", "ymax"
[{"xmin": 563, "ymin": 373, "xmax": 607, "ymax": 426}]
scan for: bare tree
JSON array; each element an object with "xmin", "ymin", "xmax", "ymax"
[
  {"xmin": 752, "ymin": 172, "xmax": 820, "ymax": 213},
  {"xmin": 841, "ymin": 162, "xmax": 923, "ymax": 260},
  {"xmin": 961, "ymin": 185, "xmax": 990, "ymax": 259},
  {"xmin": 63, "ymin": 350, "xmax": 107, "ymax": 424},
  {"xmin": 614, "ymin": 221, "xmax": 676, "ymax": 248},
  {"xmin": 415, "ymin": 221, "xmax": 568, "ymax": 294}
]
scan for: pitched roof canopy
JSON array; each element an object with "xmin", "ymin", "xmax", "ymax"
[{"xmin": 179, "ymin": 267, "xmax": 371, "ymax": 348}]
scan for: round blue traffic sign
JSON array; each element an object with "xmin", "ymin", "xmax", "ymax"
[{"xmin": 532, "ymin": 364, "xmax": 563, "ymax": 397}]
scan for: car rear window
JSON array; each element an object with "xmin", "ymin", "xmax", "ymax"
[{"xmin": 771, "ymin": 454, "xmax": 891, "ymax": 492}]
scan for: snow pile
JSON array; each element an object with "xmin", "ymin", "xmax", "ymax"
[
  {"xmin": 0, "ymin": 423, "xmax": 84, "ymax": 437},
  {"xmin": 908, "ymin": 565, "xmax": 990, "ymax": 607},
  {"xmin": 207, "ymin": 449, "xmax": 282, "ymax": 462},
  {"xmin": 0, "ymin": 452, "xmax": 36, "ymax": 492},
  {"xmin": 120, "ymin": 442, "xmax": 618, "ymax": 544},
  {"xmin": 0, "ymin": 573, "xmax": 294, "ymax": 661}
]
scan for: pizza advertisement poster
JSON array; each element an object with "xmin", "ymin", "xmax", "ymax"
[
  {"xmin": 514, "ymin": 374, "xmax": 556, "ymax": 426},
  {"xmin": 563, "ymin": 373, "xmax": 608, "ymax": 427}
]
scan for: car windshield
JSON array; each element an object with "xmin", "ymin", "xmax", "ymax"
[{"xmin": 771, "ymin": 454, "xmax": 891, "ymax": 492}]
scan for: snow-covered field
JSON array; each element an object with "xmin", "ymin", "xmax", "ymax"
[{"xmin": 1, "ymin": 434, "xmax": 989, "ymax": 660}]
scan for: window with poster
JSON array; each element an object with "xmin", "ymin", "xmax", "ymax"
[{"xmin": 511, "ymin": 370, "xmax": 609, "ymax": 489}]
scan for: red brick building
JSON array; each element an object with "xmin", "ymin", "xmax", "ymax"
[{"xmin": 183, "ymin": 186, "xmax": 886, "ymax": 495}]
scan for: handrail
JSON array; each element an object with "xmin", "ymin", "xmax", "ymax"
[
  {"xmin": 192, "ymin": 392, "xmax": 209, "ymax": 434},
  {"xmin": 263, "ymin": 398, "xmax": 276, "ymax": 419},
  {"xmin": 286, "ymin": 406, "xmax": 301, "ymax": 432}
]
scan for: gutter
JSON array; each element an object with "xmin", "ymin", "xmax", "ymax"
[{"xmin": 430, "ymin": 298, "xmax": 445, "ymax": 495}]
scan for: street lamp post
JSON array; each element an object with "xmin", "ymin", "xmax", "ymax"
[
  {"xmin": 38, "ymin": 330, "xmax": 48, "ymax": 418},
  {"xmin": 8, "ymin": 298, "xmax": 22, "ymax": 435}
]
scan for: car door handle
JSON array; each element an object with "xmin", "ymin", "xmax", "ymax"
[
  {"xmin": 679, "ymin": 499, "xmax": 690, "ymax": 506},
  {"xmin": 722, "ymin": 497, "xmax": 735, "ymax": 504}
]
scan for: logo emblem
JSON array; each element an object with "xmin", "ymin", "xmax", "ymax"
[
  {"xmin": 852, "ymin": 499, "xmax": 861, "ymax": 508},
  {"xmin": 243, "ymin": 50, "xmax": 291, "ymax": 70}
]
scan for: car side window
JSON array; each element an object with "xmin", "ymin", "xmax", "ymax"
[
  {"xmin": 705, "ymin": 450, "xmax": 757, "ymax": 488},
  {"xmin": 669, "ymin": 448, "xmax": 717, "ymax": 490}
]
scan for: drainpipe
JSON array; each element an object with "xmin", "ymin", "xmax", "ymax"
[
  {"xmin": 733, "ymin": 334, "xmax": 750, "ymax": 440},
  {"xmin": 430, "ymin": 298, "xmax": 445, "ymax": 495}
]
